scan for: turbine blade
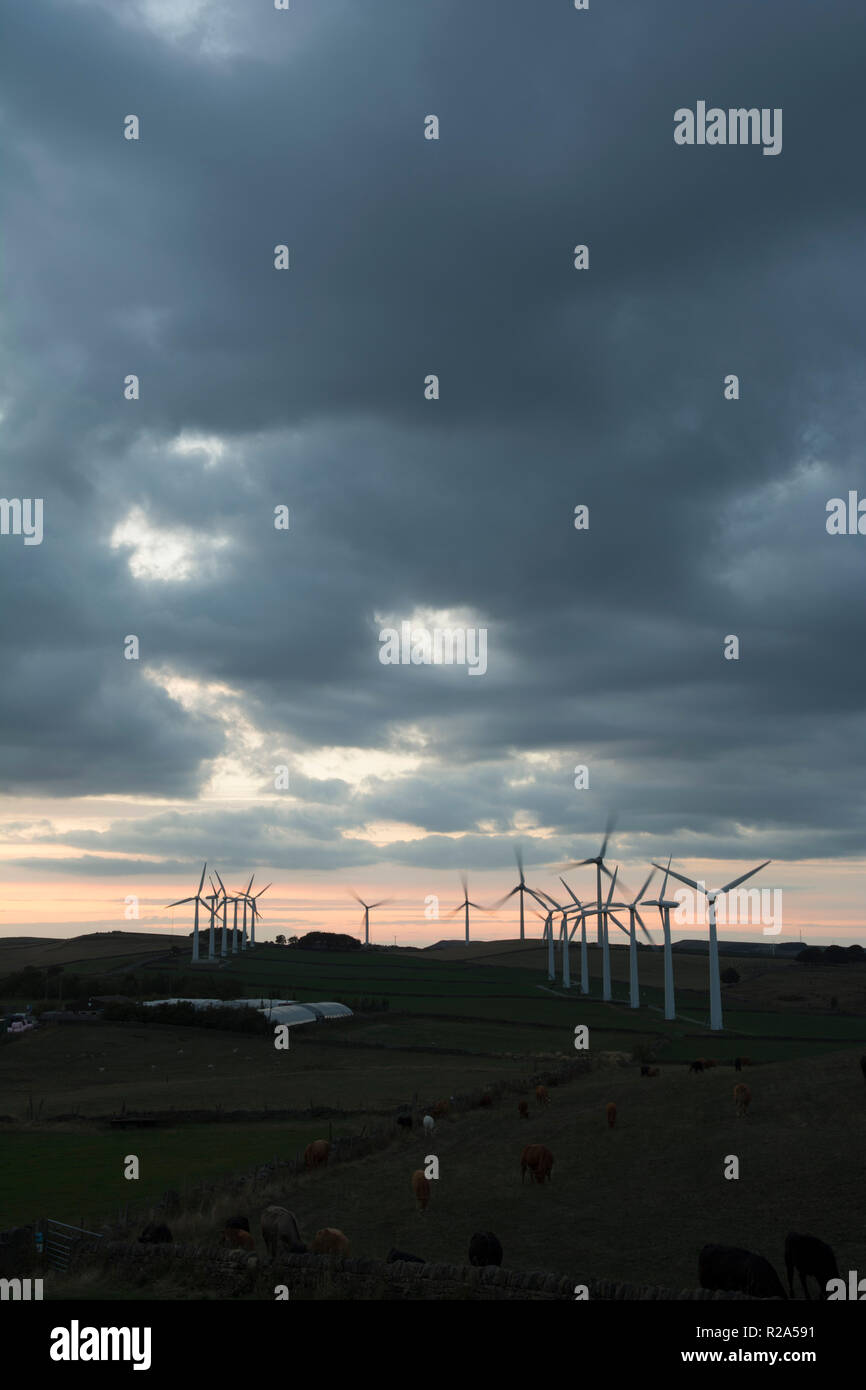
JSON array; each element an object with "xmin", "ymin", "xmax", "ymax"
[
  {"xmin": 460, "ymin": 871, "xmax": 468, "ymax": 896},
  {"xmin": 608, "ymin": 911, "xmax": 630, "ymax": 938},
  {"xmin": 599, "ymin": 810, "xmax": 618, "ymax": 862},
  {"xmin": 166, "ymin": 897, "xmax": 194, "ymax": 908},
  {"xmin": 719, "ymin": 860, "xmax": 771, "ymax": 895},
  {"xmin": 653, "ymin": 862, "xmax": 703, "ymax": 894},
  {"xmin": 197, "ymin": 862, "xmax": 207, "ymax": 895},
  {"xmin": 605, "ymin": 866, "xmax": 619, "ymax": 907},
  {"xmin": 348, "ymin": 888, "xmax": 365, "ymax": 906},
  {"xmin": 515, "ymin": 845, "xmax": 524, "ymax": 882},
  {"xmin": 633, "ymin": 867, "xmax": 656, "ymax": 905},
  {"xmin": 558, "ymin": 876, "xmax": 579, "ymax": 904}
]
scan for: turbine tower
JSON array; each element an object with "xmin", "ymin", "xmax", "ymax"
[
  {"xmin": 640, "ymin": 857, "xmax": 680, "ymax": 1021},
  {"xmin": 166, "ymin": 862, "xmax": 208, "ymax": 964},
  {"xmin": 349, "ymin": 890, "xmax": 392, "ymax": 945},
  {"xmin": 653, "ymin": 858, "xmax": 770, "ymax": 1031},
  {"xmin": 608, "ymin": 868, "xmax": 656, "ymax": 1009}
]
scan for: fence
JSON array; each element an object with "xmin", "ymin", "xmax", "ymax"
[{"xmin": 43, "ymin": 1218, "xmax": 103, "ymax": 1272}]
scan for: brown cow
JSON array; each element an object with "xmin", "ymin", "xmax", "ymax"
[
  {"xmin": 479, "ymin": 1092, "xmax": 493, "ymax": 1107},
  {"xmin": 224, "ymin": 1226, "xmax": 255, "ymax": 1252},
  {"xmin": 517, "ymin": 1100, "xmax": 529, "ymax": 1118},
  {"xmin": 412, "ymin": 1169, "xmax": 431, "ymax": 1211},
  {"xmin": 606, "ymin": 1102, "xmax": 617, "ymax": 1128},
  {"xmin": 734, "ymin": 1083, "xmax": 751, "ymax": 1117},
  {"xmin": 431, "ymin": 1099, "xmax": 449, "ymax": 1119},
  {"xmin": 647, "ymin": 1067, "xmax": 660, "ymax": 1078},
  {"xmin": 520, "ymin": 1144, "xmax": 553, "ymax": 1184},
  {"xmin": 311, "ymin": 1228, "xmax": 349, "ymax": 1256},
  {"xmin": 535, "ymin": 1085, "xmax": 550, "ymax": 1106},
  {"xmin": 305, "ymin": 1139, "xmax": 330, "ymax": 1170}
]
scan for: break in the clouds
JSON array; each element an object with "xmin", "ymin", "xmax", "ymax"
[{"xmin": 0, "ymin": 0, "xmax": 865, "ymax": 933}]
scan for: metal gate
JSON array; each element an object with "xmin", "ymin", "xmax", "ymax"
[{"xmin": 43, "ymin": 1219, "xmax": 103, "ymax": 1271}]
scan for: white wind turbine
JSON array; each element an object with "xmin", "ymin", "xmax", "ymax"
[
  {"xmin": 558, "ymin": 877, "xmax": 599, "ymax": 996},
  {"xmin": 641, "ymin": 858, "xmax": 680, "ymax": 1021},
  {"xmin": 652, "ymin": 858, "xmax": 771, "ymax": 1031},
  {"xmin": 606, "ymin": 867, "xmax": 656, "ymax": 1009},
  {"xmin": 493, "ymin": 847, "xmax": 551, "ymax": 942},
  {"xmin": 166, "ymin": 862, "xmax": 208, "ymax": 964},
  {"xmin": 349, "ymin": 889, "xmax": 393, "ymax": 946},
  {"xmin": 448, "ymin": 874, "xmax": 492, "ymax": 943},
  {"xmin": 565, "ymin": 815, "xmax": 618, "ymax": 1001}
]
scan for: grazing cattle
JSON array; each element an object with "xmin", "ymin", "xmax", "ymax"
[
  {"xmin": 535, "ymin": 1085, "xmax": 550, "ymax": 1106},
  {"xmin": 431, "ymin": 1099, "xmax": 449, "ymax": 1119},
  {"xmin": 479, "ymin": 1092, "xmax": 493, "ymax": 1107},
  {"xmin": 412, "ymin": 1170, "xmax": 432, "ymax": 1211},
  {"xmin": 699, "ymin": 1244, "xmax": 787, "ymax": 1300},
  {"xmin": 642, "ymin": 1067, "xmax": 660, "ymax": 1078},
  {"xmin": 311, "ymin": 1228, "xmax": 349, "ymax": 1256},
  {"xmin": 386, "ymin": 1248, "xmax": 425, "ymax": 1264},
  {"xmin": 517, "ymin": 1100, "xmax": 529, "ymax": 1119},
  {"xmin": 260, "ymin": 1205, "xmax": 303, "ymax": 1259},
  {"xmin": 304, "ymin": 1139, "xmax": 330, "ymax": 1170},
  {"xmin": 734, "ymin": 1082, "xmax": 751, "ymax": 1117},
  {"xmin": 138, "ymin": 1223, "xmax": 172, "ymax": 1244},
  {"xmin": 702, "ymin": 1059, "xmax": 717, "ymax": 1069},
  {"xmin": 739, "ymin": 1057, "xmax": 752, "ymax": 1067},
  {"xmin": 785, "ymin": 1233, "xmax": 839, "ymax": 1301},
  {"xmin": 520, "ymin": 1144, "xmax": 553, "ymax": 1184},
  {"xmin": 469, "ymin": 1232, "xmax": 503, "ymax": 1267},
  {"xmin": 606, "ymin": 1102, "xmax": 617, "ymax": 1128},
  {"xmin": 640, "ymin": 1065, "xmax": 650, "ymax": 1076},
  {"xmin": 422, "ymin": 1114, "xmax": 435, "ymax": 1137},
  {"xmin": 396, "ymin": 1113, "xmax": 413, "ymax": 1131},
  {"xmin": 224, "ymin": 1226, "xmax": 255, "ymax": 1252},
  {"xmin": 688, "ymin": 1060, "xmax": 704, "ymax": 1074},
  {"xmin": 224, "ymin": 1215, "xmax": 250, "ymax": 1232}
]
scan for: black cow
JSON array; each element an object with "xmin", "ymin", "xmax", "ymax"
[
  {"xmin": 699, "ymin": 1244, "xmax": 786, "ymax": 1299},
  {"xmin": 224, "ymin": 1215, "xmax": 250, "ymax": 1232},
  {"xmin": 640, "ymin": 1065, "xmax": 650, "ymax": 1077},
  {"xmin": 386, "ymin": 1247, "xmax": 425, "ymax": 1264},
  {"xmin": 785, "ymin": 1233, "xmax": 839, "ymax": 1301},
  {"xmin": 469, "ymin": 1232, "xmax": 503, "ymax": 1268},
  {"xmin": 734, "ymin": 1057, "xmax": 742, "ymax": 1072},
  {"xmin": 138, "ymin": 1223, "xmax": 172, "ymax": 1244},
  {"xmin": 396, "ymin": 1113, "xmax": 412, "ymax": 1131},
  {"xmin": 688, "ymin": 1060, "xmax": 704, "ymax": 1074}
]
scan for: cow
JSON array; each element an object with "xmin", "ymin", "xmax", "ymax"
[
  {"xmin": 699, "ymin": 1244, "xmax": 787, "ymax": 1300},
  {"xmin": 479, "ymin": 1092, "xmax": 493, "ymax": 1108},
  {"xmin": 224, "ymin": 1215, "xmax": 250, "ymax": 1233},
  {"xmin": 640, "ymin": 1065, "xmax": 650, "ymax": 1076},
  {"xmin": 688, "ymin": 1060, "xmax": 704, "ymax": 1073},
  {"xmin": 412, "ymin": 1170, "xmax": 431, "ymax": 1211},
  {"xmin": 535, "ymin": 1085, "xmax": 550, "ymax": 1106},
  {"xmin": 422, "ymin": 1114, "xmax": 435, "ymax": 1137},
  {"xmin": 703, "ymin": 1059, "xmax": 718, "ymax": 1069},
  {"xmin": 138, "ymin": 1223, "xmax": 172, "ymax": 1244},
  {"xmin": 386, "ymin": 1248, "xmax": 425, "ymax": 1264},
  {"xmin": 734, "ymin": 1082, "xmax": 751, "ymax": 1117},
  {"xmin": 517, "ymin": 1100, "xmax": 529, "ymax": 1118},
  {"xmin": 304, "ymin": 1139, "xmax": 330, "ymax": 1170},
  {"xmin": 739, "ymin": 1057, "xmax": 752, "ymax": 1067},
  {"xmin": 784, "ymin": 1233, "xmax": 839, "ymax": 1301},
  {"xmin": 260, "ymin": 1205, "xmax": 303, "ymax": 1259},
  {"xmin": 734, "ymin": 1056, "xmax": 742, "ymax": 1072},
  {"xmin": 311, "ymin": 1228, "xmax": 349, "ymax": 1256},
  {"xmin": 431, "ymin": 1099, "xmax": 449, "ymax": 1119},
  {"xmin": 642, "ymin": 1067, "xmax": 660, "ymax": 1078},
  {"xmin": 520, "ymin": 1144, "xmax": 553, "ymax": 1184},
  {"xmin": 396, "ymin": 1113, "xmax": 413, "ymax": 1131},
  {"xmin": 469, "ymin": 1232, "xmax": 503, "ymax": 1267},
  {"xmin": 224, "ymin": 1226, "xmax": 255, "ymax": 1252},
  {"xmin": 606, "ymin": 1102, "xmax": 617, "ymax": 1128}
]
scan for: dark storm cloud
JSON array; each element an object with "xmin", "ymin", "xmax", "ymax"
[{"xmin": 1, "ymin": 1, "xmax": 865, "ymax": 868}]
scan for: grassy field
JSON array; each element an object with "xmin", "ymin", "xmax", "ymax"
[{"xmin": 0, "ymin": 1121, "xmax": 353, "ymax": 1230}]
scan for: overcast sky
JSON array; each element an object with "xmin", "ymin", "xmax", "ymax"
[{"xmin": 1, "ymin": 0, "xmax": 864, "ymax": 945}]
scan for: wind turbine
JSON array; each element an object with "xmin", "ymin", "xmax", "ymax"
[
  {"xmin": 566, "ymin": 815, "xmax": 618, "ymax": 999},
  {"xmin": 558, "ymin": 877, "xmax": 598, "ymax": 996},
  {"xmin": 247, "ymin": 883, "xmax": 271, "ymax": 946},
  {"xmin": 641, "ymin": 857, "xmax": 681, "ymax": 1021},
  {"xmin": 166, "ymin": 862, "xmax": 208, "ymax": 964},
  {"xmin": 448, "ymin": 874, "xmax": 490, "ymax": 943},
  {"xmin": 349, "ymin": 890, "xmax": 392, "ymax": 946},
  {"xmin": 212, "ymin": 870, "xmax": 235, "ymax": 958},
  {"xmin": 494, "ymin": 847, "xmax": 551, "ymax": 942},
  {"xmin": 652, "ymin": 859, "xmax": 770, "ymax": 1031},
  {"xmin": 609, "ymin": 868, "xmax": 656, "ymax": 1009},
  {"xmin": 234, "ymin": 875, "xmax": 255, "ymax": 950}
]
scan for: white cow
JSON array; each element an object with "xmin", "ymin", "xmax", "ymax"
[{"xmin": 422, "ymin": 1114, "xmax": 435, "ymax": 1137}]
